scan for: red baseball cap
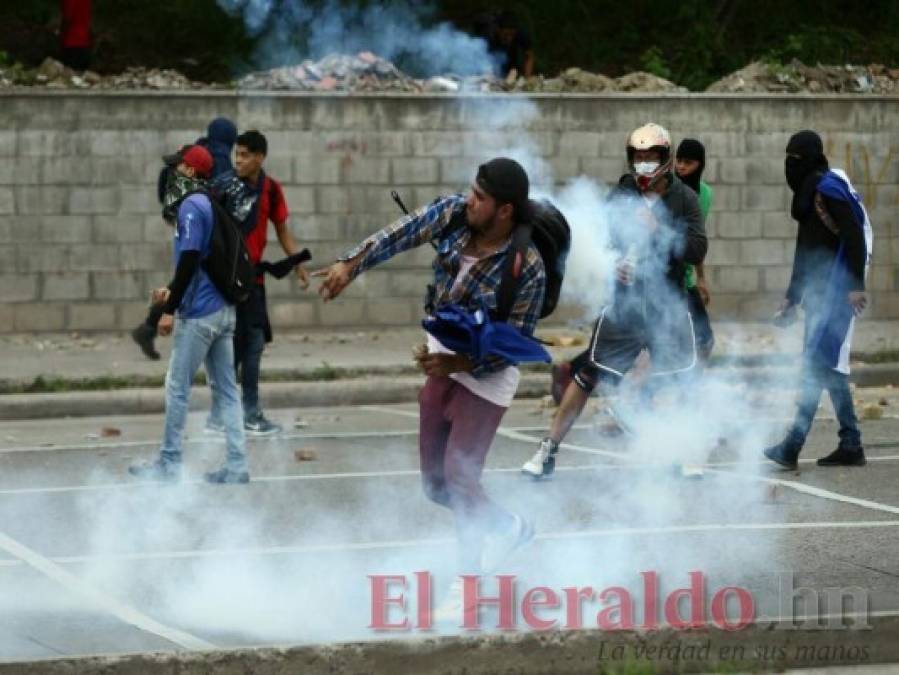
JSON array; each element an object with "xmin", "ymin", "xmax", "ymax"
[{"xmin": 179, "ymin": 145, "xmax": 214, "ymax": 178}]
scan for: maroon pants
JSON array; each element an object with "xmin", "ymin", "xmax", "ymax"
[{"xmin": 418, "ymin": 376, "xmax": 511, "ymax": 541}]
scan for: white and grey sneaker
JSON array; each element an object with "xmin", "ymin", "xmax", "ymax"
[
  {"xmin": 203, "ymin": 419, "xmax": 226, "ymax": 436},
  {"xmin": 481, "ymin": 513, "xmax": 535, "ymax": 573},
  {"xmin": 244, "ymin": 412, "xmax": 282, "ymax": 436},
  {"xmin": 522, "ymin": 437, "xmax": 559, "ymax": 478}
]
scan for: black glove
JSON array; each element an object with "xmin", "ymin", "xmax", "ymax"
[{"xmin": 256, "ymin": 249, "xmax": 312, "ymax": 279}]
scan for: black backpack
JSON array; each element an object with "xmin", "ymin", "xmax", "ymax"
[
  {"xmin": 202, "ymin": 193, "xmax": 256, "ymax": 305},
  {"xmin": 495, "ymin": 198, "xmax": 571, "ymax": 321},
  {"xmin": 441, "ymin": 197, "xmax": 571, "ymax": 322}
]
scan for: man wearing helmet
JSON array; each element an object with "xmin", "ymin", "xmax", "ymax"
[{"xmin": 523, "ymin": 123, "xmax": 707, "ymax": 478}]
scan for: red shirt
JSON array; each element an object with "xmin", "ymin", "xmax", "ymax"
[
  {"xmin": 61, "ymin": 0, "xmax": 92, "ymax": 48},
  {"xmin": 244, "ymin": 175, "xmax": 289, "ymax": 282}
]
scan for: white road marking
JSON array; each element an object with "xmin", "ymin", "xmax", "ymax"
[
  {"xmin": 0, "ymin": 530, "xmax": 214, "ymax": 650},
  {"xmin": 1, "ymin": 520, "xmax": 897, "ymax": 568}
]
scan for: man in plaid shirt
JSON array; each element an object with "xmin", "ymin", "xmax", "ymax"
[{"xmin": 315, "ymin": 158, "xmax": 545, "ymax": 578}]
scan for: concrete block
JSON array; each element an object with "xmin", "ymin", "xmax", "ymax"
[
  {"xmin": 143, "ymin": 215, "xmax": 172, "ymax": 243},
  {"xmin": 68, "ymin": 303, "xmax": 118, "ymax": 331},
  {"xmin": 740, "ymin": 239, "xmax": 788, "ymax": 265},
  {"xmin": 439, "ymin": 157, "xmax": 480, "ymax": 184},
  {"xmin": 17, "ymin": 130, "xmax": 87, "ymax": 156},
  {"xmin": 262, "ymin": 157, "xmax": 292, "ymax": 183},
  {"xmin": 319, "ymin": 299, "xmax": 366, "ymax": 327},
  {"xmin": 870, "ymin": 292, "xmax": 899, "ymax": 319},
  {"xmin": 14, "ymin": 186, "xmax": 67, "ymax": 215},
  {"xmin": 746, "ymin": 132, "xmax": 791, "ymax": 156},
  {"xmin": 368, "ymin": 132, "xmax": 412, "ymax": 157},
  {"xmin": 42, "ymin": 272, "xmax": 90, "ymax": 301},
  {"xmin": 119, "ymin": 186, "xmax": 158, "ymax": 215},
  {"xmin": 342, "ymin": 157, "xmax": 391, "ymax": 184},
  {"xmin": 0, "ymin": 302, "xmax": 13, "ymax": 333},
  {"xmin": 866, "ymin": 266, "xmax": 893, "ymax": 292},
  {"xmin": 708, "ymin": 185, "xmax": 741, "ymax": 211},
  {"xmin": 0, "ymin": 219, "xmax": 9, "ymax": 243},
  {"xmin": 580, "ymin": 158, "xmax": 627, "ymax": 182},
  {"xmin": 388, "ymin": 270, "xmax": 433, "ymax": 297},
  {"xmin": 93, "ymin": 216, "xmax": 144, "ymax": 243},
  {"xmin": 762, "ymin": 212, "xmax": 795, "ymax": 239},
  {"xmin": 69, "ymin": 244, "xmax": 121, "ymax": 271},
  {"xmin": 559, "ymin": 132, "xmax": 601, "ymax": 157},
  {"xmin": 718, "ymin": 159, "xmax": 748, "ymax": 184},
  {"xmin": 269, "ymin": 301, "xmax": 319, "ymax": 329},
  {"xmin": 706, "ymin": 292, "xmax": 743, "ymax": 319},
  {"xmin": 692, "ymin": 132, "xmax": 747, "ymax": 157},
  {"xmin": 716, "ymin": 212, "xmax": 762, "ymax": 239},
  {"xmin": 0, "ymin": 275, "xmax": 39, "ymax": 301},
  {"xmin": 294, "ymin": 157, "xmax": 343, "ymax": 184},
  {"xmin": 715, "ymin": 267, "xmax": 760, "ymax": 292},
  {"xmin": 704, "ymin": 240, "xmax": 741, "ymax": 265},
  {"xmin": 41, "ymin": 215, "xmax": 92, "ymax": 243},
  {"xmin": 91, "ymin": 130, "xmax": 162, "ymax": 157},
  {"xmin": 746, "ymin": 158, "xmax": 785, "ymax": 185},
  {"xmin": 293, "ymin": 214, "xmax": 344, "ymax": 243},
  {"xmin": 0, "ymin": 131, "xmax": 16, "ymax": 156},
  {"xmin": 92, "ymin": 271, "xmax": 143, "ymax": 300},
  {"xmin": 410, "ymin": 132, "xmax": 463, "ymax": 157},
  {"xmin": 762, "ymin": 266, "xmax": 792, "ymax": 293},
  {"xmin": 120, "ymin": 244, "xmax": 170, "ymax": 272},
  {"xmin": 365, "ymin": 298, "xmax": 413, "ymax": 326},
  {"xmin": 15, "ymin": 245, "xmax": 69, "ymax": 274},
  {"xmin": 742, "ymin": 185, "xmax": 790, "ymax": 212},
  {"xmin": 117, "ymin": 301, "xmax": 151, "ymax": 329},
  {"xmin": 0, "ymin": 246, "xmax": 13, "ymax": 270},
  {"xmin": 391, "ymin": 158, "xmax": 439, "ymax": 185},
  {"xmin": 68, "ymin": 187, "xmax": 119, "ymax": 215},
  {"xmin": 281, "ymin": 186, "xmax": 316, "ymax": 214},
  {"xmin": 14, "ymin": 303, "xmax": 66, "ymax": 331}
]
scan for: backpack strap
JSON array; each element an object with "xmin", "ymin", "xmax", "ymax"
[{"xmin": 493, "ymin": 223, "xmax": 533, "ymax": 323}]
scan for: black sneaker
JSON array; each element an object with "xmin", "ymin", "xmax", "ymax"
[
  {"xmin": 204, "ymin": 467, "xmax": 250, "ymax": 484},
  {"xmin": 763, "ymin": 438, "xmax": 802, "ymax": 470},
  {"xmin": 244, "ymin": 413, "xmax": 282, "ymax": 436},
  {"xmin": 128, "ymin": 459, "xmax": 180, "ymax": 482},
  {"xmin": 817, "ymin": 444, "xmax": 866, "ymax": 467},
  {"xmin": 131, "ymin": 323, "xmax": 160, "ymax": 360}
]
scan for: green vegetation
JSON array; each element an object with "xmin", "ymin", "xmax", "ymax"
[{"xmin": 1, "ymin": 1, "xmax": 896, "ymax": 89}]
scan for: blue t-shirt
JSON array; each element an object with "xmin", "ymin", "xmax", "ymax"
[{"xmin": 174, "ymin": 194, "xmax": 226, "ymax": 319}]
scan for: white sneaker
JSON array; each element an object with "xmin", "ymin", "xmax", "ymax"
[
  {"xmin": 481, "ymin": 514, "xmax": 535, "ymax": 573},
  {"xmin": 521, "ymin": 438, "xmax": 558, "ymax": 478},
  {"xmin": 203, "ymin": 419, "xmax": 226, "ymax": 436},
  {"xmin": 678, "ymin": 463, "xmax": 705, "ymax": 479}
]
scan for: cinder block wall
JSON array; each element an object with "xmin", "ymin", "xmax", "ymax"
[{"xmin": 0, "ymin": 92, "xmax": 897, "ymax": 333}]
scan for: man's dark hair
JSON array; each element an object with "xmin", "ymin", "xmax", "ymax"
[{"xmin": 236, "ymin": 130, "xmax": 267, "ymax": 156}]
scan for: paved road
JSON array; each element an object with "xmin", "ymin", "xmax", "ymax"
[{"xmin": 0, "ymin": 391, "xmax": 898, "ymax": 663}]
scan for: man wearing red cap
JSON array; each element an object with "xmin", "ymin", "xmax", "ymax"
[{"xmin": 129, "ymin": 145, "xmax": 250, "ymax": 485}]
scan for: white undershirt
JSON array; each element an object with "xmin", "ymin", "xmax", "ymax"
[{"xmin": 425, "ymin": 254, "xmax": 520, "ymax": 408}]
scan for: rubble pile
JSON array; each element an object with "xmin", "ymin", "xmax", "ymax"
[
  {"xmin": 0, "ymin": 57, "xmax": 209, "ymax": 90},
  {"xmin": 706, "ymin": 59, "xmax": 899, "ymax": 94},
  {"xmin": 2, "ymin": 54, "xmax": 897, "ymax": 94}
]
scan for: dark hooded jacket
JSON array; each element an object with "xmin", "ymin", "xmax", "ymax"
[{"xmin": 204, "ymin": 117, "xmax": 238, "ymax": 179}]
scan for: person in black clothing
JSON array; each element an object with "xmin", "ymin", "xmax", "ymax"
[
  {"xmin": 485, "ymin": 11, "xmax": 534, "ymax": 79},
  {"xmin": 764, "ymin": 130, "xmax": 872, "ymax": 470}
]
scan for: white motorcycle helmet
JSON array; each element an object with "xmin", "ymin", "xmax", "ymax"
[{"xmin": 626, "ymin": 123, "xmax": 673, "ymax": 191}]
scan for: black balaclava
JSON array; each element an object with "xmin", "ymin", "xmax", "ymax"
[
  {"xmin": 675, "ymin": 138, "xmax": 705, "ymax": 194},
  {"xmin": 476, "ymin": 157, "xmax": 530, "ymax": 222},
  {"xmin": 785, "ymin": 130, "xmax": 829, "ymax": 220}
]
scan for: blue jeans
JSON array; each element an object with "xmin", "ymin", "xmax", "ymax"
[
  {"xmin": 160, "ymin": 305, "xmax": 248, "ymax": 473},
  {"xmin": 788, "ymin": 355, "xmax": 861, "ymax": 449}
]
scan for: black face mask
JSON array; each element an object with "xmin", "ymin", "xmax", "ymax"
[{"xmin": 785, "ymin": 156, "xmax": 817, "ymax": 193}]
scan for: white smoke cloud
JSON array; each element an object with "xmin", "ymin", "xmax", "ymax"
[{"xmin": 216, "ymin": 0, "xmax": 497, "ymax": 76}]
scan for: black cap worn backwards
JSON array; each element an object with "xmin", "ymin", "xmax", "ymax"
[{"xmin": 476, "ymin": 157, "xmax": 530, "ymax": 221}]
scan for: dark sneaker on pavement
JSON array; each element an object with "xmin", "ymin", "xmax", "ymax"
[
  {"xmin": 817, "ymin": 444, "xmax": 866, "ymax": 467},
  {"xmin": 763, "ymin": 438, "xmax": 801, "ymax": 471},
  {"xmin": 131, "ymin": 324, "xmax": 160, "ymax": 360},
  {"xmin": 244, "ymin": 413, "xmax": 282, "ymax": 436},
  {"xmin": 204, "ymin": 467, "xmax": 250, "ymax": 484},
  {"xmin": 128, "ymin": 459, "xmax": 180, "ymax": 482}
]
